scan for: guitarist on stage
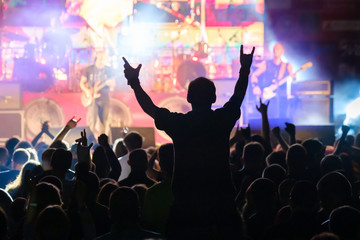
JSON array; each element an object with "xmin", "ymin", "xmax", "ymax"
[
  {"xmin": 80, "ymin": 50, "xmax": 115, "ymax": 138},
  {"xmin": 251, "ymin": 43, "xmax": 295, "ymax": 118}
]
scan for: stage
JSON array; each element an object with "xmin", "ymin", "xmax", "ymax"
[{"xmin": 0, "ymin": 0, "xmax": 359, "ymax": 146}]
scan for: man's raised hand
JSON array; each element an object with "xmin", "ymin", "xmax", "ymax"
[
  {"xmin": 256, "ymin": 98, "xmax": 270, "ymax": 115},
  {"xmin": 66, "ymin": 116, "xmax": 81, "ymax": 129},
  {"xmin": 122, "ymin": 57, "xmax": 142, "ymax": 88},
  {"xmin": 240, "ymin": 45, "xmax": 255, "ymax": 70}
]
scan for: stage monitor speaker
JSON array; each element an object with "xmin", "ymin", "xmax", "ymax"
[
  {"xmin": 111, "ymin": 127, "xmax": 155, "ymax": 148},
  {"xmin": 0, "ymin": 110, "xmax": 24, "ymax": 144},
  {"xmin": 296, "ymin": 125, "xmax": 335, "ymax": 146},
  {"xmin": 0, "ymin": 82, "xmax": 22, "ymax": 109},
  {"xmin": 291, "ymin": 80, "xmax": 331, "ymax": 96},
  {"xmin": 49, "ymin": 127, "xmax": 94, "ymax": 146},
  {"xmin": 292, "ymin": 96, "xmax": 331, "ymax": 125}
]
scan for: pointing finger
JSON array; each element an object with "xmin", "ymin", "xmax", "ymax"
[
  {"xmin": 122, "ymin": 57, "xmax": 130, "ymax": 66},
  {"xmin": 240, "ymin": 45, "xmax": 243, "ymax": 55},
  {"xmin": 251, "ymin": 46, "xmax": 255, "ymax": 55}
]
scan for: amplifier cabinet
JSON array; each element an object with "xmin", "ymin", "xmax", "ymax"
[
  {"xmin": 292, "ymin": 80, "xmax": 331, "ymax": 96},
  {"xmin": 0, "ymin": 110, "xmax": 24, "ymax": 144},
  {"xmin": 0, "ymin": 82, "xmax": 22, "ymax": 109}
]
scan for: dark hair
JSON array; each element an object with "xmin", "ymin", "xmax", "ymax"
[
  {"xmin": 92, "ymin": 146, "xmax": 109, "ymax": 178},
  {"xmin": 0, "ymin": 147, "xmax": 9, "ymax": 164},
  {"xmin": 124, "ymin": 131, "xmax": 143, "ymax": 151},
  {"xmin": 286, "ymin": 144, "xmax": 307, "ymax": 170},
  {"xmin": 266, "ymin": 151, "xmax": 286, "ymax": 169},
  {"xmin": 12, "ymin": 149, "xmax": 30, "ymax": 165},
  {"xmin": 40, "ymin": 175, "xmax": 63, "ymax": 192},
  {"xmin": 187, "ymin": 77, "xmax": 216, "ymax": 105},
  {"xmin": 14, "ymin": 140, "xmax": 33, "ymax": 150},
  {"xmin": 41, "ymin": 148, "xmax": 56, "ymax": 164},
  {"xmin": 262, "ymin": 164, "xmax": 286, "ymax": 187},
  {"xmin": 0, "ymin": 207, "xmax": 7, "ymax": 239},
  {"xmin": 128, "ymin": 149, "xmax": 148, "ymax": 172},
  {"xmin": 109, "ymin": 187, "xmax": 140, "ymax": 223},
  {"xmin": 35, "ymin": 182, "xmax": 62, "ymax": 211},
  {"xmin": 320, "ymin": 155, "xmax": 343, "ymax": 176},
  {"xmin": 317, "ymin": 172, "xmax": 352, "ymax": 211},
  {"xmin": 35, "ymin": 205, "xmax": 70, "ymax": 240},
  {"xmin": 310, "ymin": 232, "xmax": 340, "ymax": 240},
  {"xmin": 113, "ymin": 138, "xmax": 128, "ymax": 158},
  {"xmin": 329, "ymin": 206, "xmax": 360, "ymax": 240},
  {"xmin": 289, "ymin": 181, "xmax": 318, "ymax": 211},
  {"xmin": 246, "ymin": 178, "xmax": 276, "ymax": 210},
  {"xmin": 98, "ymin": 182, "xmax": 119, "ymax": 207},
  {"xmin": 243, "ymin": 142, "xmax": 264, "ymax": 167},
  {"xmin": 51, "ymin": 148, "xmax": 72, "ymax": 173}
]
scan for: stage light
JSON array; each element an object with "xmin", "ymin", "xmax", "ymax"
[
  {"xmin": 154, "ymin": 59, "xmax": 160, "ymax": 68},
  {"xmin": 40, "ymin": 58, "xmax": 46, "ymax": 65},
  {"xmin": 344, "ymin": 96, "xmax": 360, "ymax": 126},
  {"xmin": 192, "ymin": 56, "xmax": 199, "ymax": 62}
]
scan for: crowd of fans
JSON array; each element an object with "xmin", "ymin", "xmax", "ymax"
[{"xmin": 0, "ymin": 46, "xmax": 360, "ymax": 240}]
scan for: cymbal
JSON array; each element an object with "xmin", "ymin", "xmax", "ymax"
[{"xmin": 3, "ymin": 32, "xmax": 29, "ymax": 41}]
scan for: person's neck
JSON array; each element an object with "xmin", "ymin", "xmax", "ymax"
[
  {"xmin": 273, "ymin": 57, "xmax": 282, "ymax": 65},
  {"xmin": 191, "ymin": 104, "xmax": 212, "ymax": 111},
  {"xmin": 95, "ymin": 64, "xmax": 105, "ymax": 69}
]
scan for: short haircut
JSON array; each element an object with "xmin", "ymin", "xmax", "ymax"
[
  {"xmin": 12, "ymin": 148, "xmax": 30, "ymax": 165},
  {"xmin": 128, "ymin": 149, "xmax": 148, "ymax": 172},
  {"xmin": 109, "ymin": 187, "xmax": 139, "ymax": 223},
  {"xmin": 187, "ymin": 77, "xmax": 216, "ymax": 105},
  {"xmin": 124, "ymin": 131, "xmax": 143, "ymax": 151}
]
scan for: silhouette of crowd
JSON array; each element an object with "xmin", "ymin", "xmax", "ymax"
[{"xmin": 0, "ymin": 46, "xmax": 360, "ymax": 240}]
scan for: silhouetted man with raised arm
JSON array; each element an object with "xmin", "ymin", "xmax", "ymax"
[{"xmin": 123, "ymin": 45, "xmax": 255, "ymax": 239}]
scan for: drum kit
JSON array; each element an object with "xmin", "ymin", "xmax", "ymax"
[{"xmin": 2, "ymin": 28, "xmax": 79, "ymax": 92}]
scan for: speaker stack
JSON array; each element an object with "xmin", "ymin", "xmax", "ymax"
[{"xmin": 0, "ymin": 82, "xmax": 24, "ymax": 145}]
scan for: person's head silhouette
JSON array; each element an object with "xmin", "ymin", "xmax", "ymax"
[{"xmin": 187, "ymin": 77, "xmax": 216, "ymax": 109}]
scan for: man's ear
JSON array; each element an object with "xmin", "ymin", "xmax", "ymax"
[
  {"xmin": 187, "ymin": 94, "xmax": 192, "ymax": 104},
  {"xmin": 211, "ymin": 94, "xmax": 216, "ymax": 104}
]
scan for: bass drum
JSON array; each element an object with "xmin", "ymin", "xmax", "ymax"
[
  {"xmin": 157, "ymin": 96, "xmax": 191, "ymax": 141},
  {"xmin": 108, "ymin": 98, "xmax": 133, "ymax": 127},
  {"xmin": 176, "ymin": 60, "xmax": 207, "ymax": 89},
  {"xmin": 24, "ymin": 98, "xmax": 65, "ymax": 140}
]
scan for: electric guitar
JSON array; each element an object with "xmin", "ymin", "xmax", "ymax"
[
  {"xmin": 259, "ymin": 62, "xmax": 313, "ymax": 101},
  {"xmin": 81, "ymin": 80, "xmax": 110, "ymax": 107}
]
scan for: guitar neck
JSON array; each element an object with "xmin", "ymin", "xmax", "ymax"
[{"xmin": 276, "ymin": 68, "xmax": 301, "ymax": 86}]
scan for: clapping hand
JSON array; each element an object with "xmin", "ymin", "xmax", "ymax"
[
  {"xmin": 41, "ymin": 121, "xmax": 50, "ymax": 134},
  {"xmin": 122, "ymin": 57, "xmax": 142, "ymax": 88},
  {"xmin": 240, "ymin": 45, "xmax": 255, "ymax": 70}
]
